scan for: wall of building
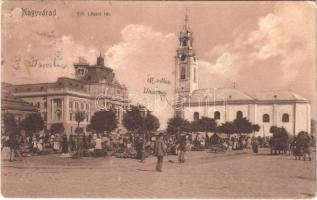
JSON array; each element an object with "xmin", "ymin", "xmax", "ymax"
[
  {"xmin": 295, "ymin": 103, "xmax": 311, "ymax": 134},
  {"xmin": 226, "ymin": 104, "xmax": 249, "ymax": 121},
  {"xmin": 20, "ymin": 96, "xmax": 47, "ymax": 121},
  {"xmin": 183, "ymin": 105, "xmax": 203, "ymax": 121},
  {"xmin": 183, "ymin": 101, "xmax": 311, "ymax": 137},
  {"xmin": 276, "ymin": 104, "xmax": 294, "ymax": 135},
  {"xmin": 256, "ymin": 104, "xmax": 274, "ymax": 137}
]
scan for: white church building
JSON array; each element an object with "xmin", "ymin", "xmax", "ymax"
[{"xmin": 174, "ymin": 13, "xmax": 311, "ymax": 137}]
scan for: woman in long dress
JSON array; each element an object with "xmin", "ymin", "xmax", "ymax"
[
  {"xmin": 53, "ymin": 135, "xmax": 60, "ymax": 152},
  {"xmin": 37, "ymin": 137, "xmax": 43, "ymax": 152}
]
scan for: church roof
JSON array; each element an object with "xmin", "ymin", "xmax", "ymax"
[
  {"xmin": 247, "ymin": 90, "xmax": 308, "ymax": 102},
  {"xmin": 1, "ymin": 83, "xmax": 38, "ymax": 112},
  {"xmin": 188, "ymin": 88, "xmax": 254, "ymax": 103},
  {"xmin": 185, "ymin": 88, "xmax": 308, "ymax": 104}
]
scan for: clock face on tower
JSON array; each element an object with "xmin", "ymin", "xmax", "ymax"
[{"xmin": 181, "ymin": 54, "xmax": 186, "ymax": 61}]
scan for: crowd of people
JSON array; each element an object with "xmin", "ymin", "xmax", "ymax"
[
  {"xmin": 1, "ymin": 130, "xmax": 190, "ymax": 172},
  {"xmin": 2, "ymin": 129, "xmax": 314, "ymax": 172},
  {"xmin": 1, "ymin": 131, "xmax": 274, "ymax": 158},
  {"xmin": 189, "ymin": 133, "xmax": 257, "ymax": 151}
]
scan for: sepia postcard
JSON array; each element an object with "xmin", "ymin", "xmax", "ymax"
[{"xmin": 1, "ymin": 0, "xmax": 316, "ymax": 198}]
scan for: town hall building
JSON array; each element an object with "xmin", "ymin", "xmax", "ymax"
[
  {"xmin": 174, "ymin": 13, "xmax": 311, "ymax": 137},
  {"xmin": 3, "ymin": 54, "xmax": 129, "ymax": 135}
]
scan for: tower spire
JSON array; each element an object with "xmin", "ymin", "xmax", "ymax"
[
  {"xmin": 185, "ymin": 8, "xmax": 188, "ymax": 24},
  {"xmin": 97, "ymin": 50, "xmax": 105, "ymax": 67},
  {"xmin": 184, "ymin": 8, "xmax": 190, "ymax": 31}
]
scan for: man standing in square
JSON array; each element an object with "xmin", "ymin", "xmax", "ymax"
[{"xmin": 153, "ymin": 133, "xmax": 167, "ymax": 172}]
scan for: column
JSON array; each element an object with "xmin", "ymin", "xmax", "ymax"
[
  {"xmin": 65, "ymin": 96, "xmax": 69, "ymax": 122},
  {"xmin": 273, "ymin": 104, "xmax": 278, "ymax": 127},
  {"xmin": 61, "ymin": 98, "xmax": 64, "ymax": 121},
  {"xmin": 51, "ymin": 99, "xmax": 54, "ymax": 121},
  {"xmin": 293, "ymin": 103, "xmax": 296, "ymax": 136}
]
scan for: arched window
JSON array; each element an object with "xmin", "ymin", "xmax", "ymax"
[
  {"xmin": 236, "ymin": 111, "xmax": 243, "ymax": 119},
  {"xmin": 193, "ymin": 112, "xmax": 199, "ymax": 121},
  {"xmin": 182, "ymin": 39, "xmax": 187, "ymax": 47},
  {"xmin": 263, "ymin": 114, "xmax": 270, "ymax": 123},
  {"xmin": 180, "ymin": 66, "xmax": 186, "ymax": 80},
  {"xmin": 214, "ymin": 111, "xmax": 220, "ymax": 120},
  {"xmin": 282, "ymin": 113, "xmax": 289, "ymax": 123}
]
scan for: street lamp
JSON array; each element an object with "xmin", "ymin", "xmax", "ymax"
[{"xmin": 139, "ymin": 106, "xmax": 149, "ymax": 162}]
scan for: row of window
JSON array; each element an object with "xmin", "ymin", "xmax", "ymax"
[
  {"xmin": 193, "ymin": 111, "xmax": 290, "ymax": 123},
  {"xmin": 69, "ymin": 112, "xmax": 90, "ymax": 122},
  {"xmin": 69, "ymin": 101, "xmax": 89, "ymax": 111},
  {"xmin": 33, "ymin": 101, "xmax": 47, "ymax": 109},
  {"xmin": 262, "ymin": 113, "xmax": 289, "ymax": 123},
  {"xmin": 77, "ymin": 68, "xmax": 85, "ymax": 75},
  {"xmin": 194, "ymin": 111, "xmax": 243, "ymax": 121},
  {"xmin": 14, "ymin": 86, "xmax": 46, "ymax": 92},
  {"xmin": 58, "ymin": 82, "xmax": 84, "ymax": 89}
]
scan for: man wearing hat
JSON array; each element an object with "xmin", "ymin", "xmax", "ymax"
[{"xmin": 153, "ymin": 133, "xmax": 167, "ymax": 172}]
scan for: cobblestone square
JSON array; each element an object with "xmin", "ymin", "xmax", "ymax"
[{"xmin": 1, "ymin": 148, "xmax": 315, "ymax": 198}]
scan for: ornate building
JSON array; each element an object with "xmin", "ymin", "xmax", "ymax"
[
  {"xmin": 174, "ymin": 13, "xmax": 311, "ymax": 136},
  {"xmin": 3, "ymin": 55, "xmax": 129, "ymax": 135}
]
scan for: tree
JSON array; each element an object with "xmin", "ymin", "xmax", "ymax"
[
  {"xmin": 122, "ymin": 105, "xmax": 143, "ymax": 132},
  {"xmin": 311, "ymin": 120, "xmax": 316, "ymax": 135},
  {"xmin": 166, "ymin": 116, "xmax": 190, "ymax": 134},
  {"xmin": 270, "ymin": 126, "xmax": 289, "ymax": 140},
  {"xmin": 50, "ymin": 123, "xmax": 65, "ymax": 135},
  {"xmin": 144, "ymin": 114, "xmax": 160, "ymax": 132},
  {"xmin": 233, "ymin": 117, "xmax": 253, "ymax": 135},
  {"xmin": 183, "ymin": 120, "xmax": 192, "ymax": 132},
  {"xmin": 190, "ymin": 119, "xmax": 200, "ymax": 132},
  {"xmin": 123, "ymin": 105, "xmax": 160, "ymax": 135},
  {"xmin": 269, "ymin": 126, "xmax": 278, "ymax": 135},
  {"xmin": 75, "ymin": 111, "xmax": 85, "ymax": 128},
  {"xmin": 252, "ymin": 124, "xmax": 261, "ymax": 135},
  {"xmin": 219, "ymin": 121, "xmax": 235, "ymax": 138},
  {"xmin": 122, "ymin": 106, "xmax": 160, "ymax": 139},
  {"xmin": 90, "ymin": 110, "xmax": 118, "ymax": 134},
  {"xmin": 297, "ymin": 131, "xmax": 311, "ymax": 147},
  {"xmin": 196, "ymin": 117, "xmax": 216, "ymax": 134},
  {"xmin": 20, "ymin": 113, "xmax": 44, "ymax": 136},
  {"xmin": 3, "ymin": 114, "xmax": 18, "ymax": 136},
  {"xmin": 270, "ymin": 126, "xmax": 289, "ymax": 154}
]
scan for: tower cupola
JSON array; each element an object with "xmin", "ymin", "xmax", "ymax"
[{"xmin": 97, "ymin": 52, "xmax": 105, "ymax": 67}]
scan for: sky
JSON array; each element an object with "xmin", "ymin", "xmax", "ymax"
[{"xmin": 2, "ymin": 1, "xmax": 316, "ymax": 128}]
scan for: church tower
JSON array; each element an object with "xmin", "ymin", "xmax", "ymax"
[{"xmin": 174, "ymin": 10, "xmax": 198, "ymax": 116}]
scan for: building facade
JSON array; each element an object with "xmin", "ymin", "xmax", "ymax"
[
  {"xmin": 1, "ymin": 83, "xmax": 38, "ymax": 134},
  {"xmin": 4, "ymin": 55, "xmax": 129, "ymax": 135},
  {"xmin": 175, "ymin": 14, "xmax": 311, "ymax": 136}
]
